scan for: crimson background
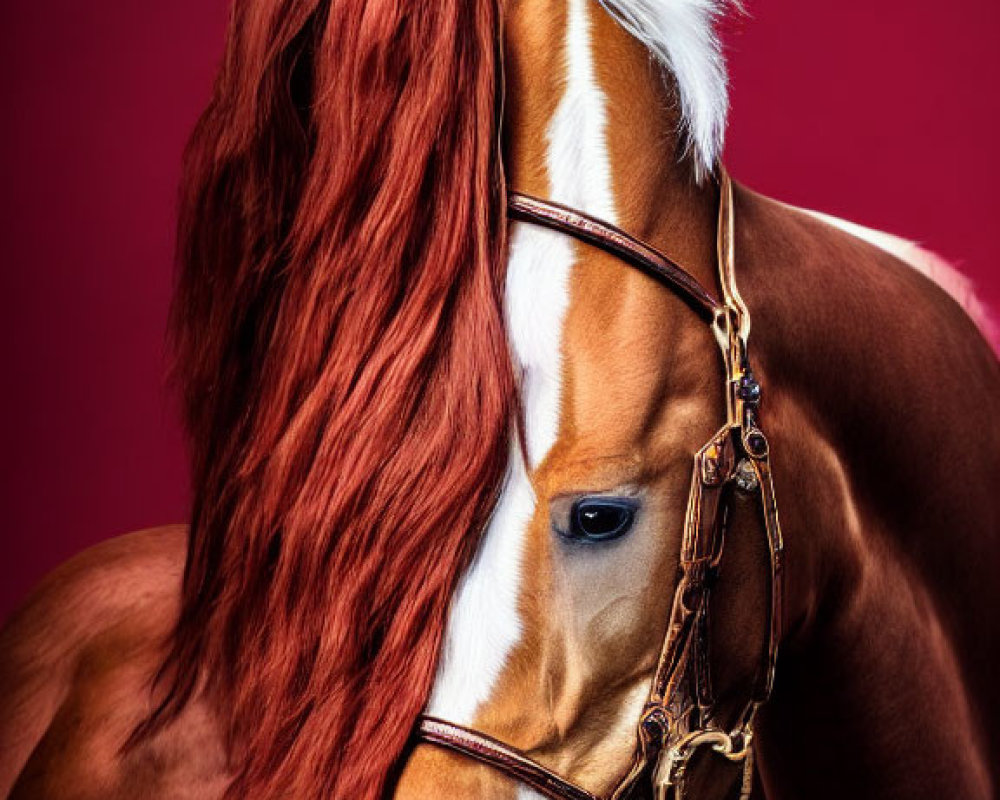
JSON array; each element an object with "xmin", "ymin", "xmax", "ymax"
[{"xmin": 1, "ymin": 1, "xmax": 998, "ymax": 620}]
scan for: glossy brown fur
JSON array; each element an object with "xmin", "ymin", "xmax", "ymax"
[
  {"xmin": 2, "ymin": 1, "xmax": 999, "ymax": 798},
  {"xmin": 0, "ymin": 527, "xmax": 230, "ymax": 799},
  {"xmin": 741, "ymin": 190, "xmax": 1000, "ymax": 798}
]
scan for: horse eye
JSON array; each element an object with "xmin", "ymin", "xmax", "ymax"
[{"xmin": 567, "ymin": 498, "xmax": 638, "ymax": 543}]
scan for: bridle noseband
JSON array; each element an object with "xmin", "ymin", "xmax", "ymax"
[{"xmin": 415, "ymin": 172, "xmax": 784, "ymax": 800}]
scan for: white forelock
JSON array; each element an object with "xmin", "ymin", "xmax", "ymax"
[{"xmin": 598, "ymin": 0, "xmax": 733, "ymax": 181}]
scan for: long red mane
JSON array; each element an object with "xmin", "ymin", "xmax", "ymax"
[{"xmin": 131, "ymin": 0, "xmax": 512, "ymax": 796}]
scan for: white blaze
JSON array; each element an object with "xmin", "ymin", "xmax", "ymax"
[{"xmin": 426, "ymin": 0, "xmax": 617, "ymax": 730}]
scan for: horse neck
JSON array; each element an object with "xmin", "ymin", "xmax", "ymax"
[
  {"xmin": 732, "ymin": 186, "xmax": 1000, "ymax": 797},
  {"xmin": 502, "ymin": 0, "xmax": 719, "ymax": 283}
]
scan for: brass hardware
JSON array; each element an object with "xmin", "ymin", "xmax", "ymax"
[
  {"xmin": 701, "ymin": 442, "xmax": 725, "ymax": 486},
  {"xmin": 653, "ymin": 729, "xmax": 754, "ymax": 800},
  {"xmin": 744, "ymin": 428, "xmax": 768, "ymax": 459},
  {"xmin": 733, "ymin": 459, "xmax": 759, "ymax": 492}
]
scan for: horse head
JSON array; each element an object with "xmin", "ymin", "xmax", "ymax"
[{"xmin": 398, "ymin": 3, "xmax": 778, "ymax": 797}]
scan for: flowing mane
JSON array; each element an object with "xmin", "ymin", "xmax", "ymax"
[{"xmin": 129, "ymin": 1, "xmax": 513, "ymax": 797}]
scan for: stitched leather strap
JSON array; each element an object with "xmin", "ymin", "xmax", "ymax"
[
  {"xmin": 417, "ymin": 717, "xmax": 600, "ymax": 800},
  {"xmin": 508, "ymin": 192, "xmax": 722, "ymax": 324}
]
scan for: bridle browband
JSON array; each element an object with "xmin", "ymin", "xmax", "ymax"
[
  {"xmin": 505, "ymin": 192, "xmax": 721, "ymax": 324},
  {"xmin": 414, "ymin": 172, "xmax": 784, "ymax": 800}
]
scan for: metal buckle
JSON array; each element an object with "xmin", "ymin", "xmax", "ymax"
[{"xmin": 652, "ymin": 728, "xmax": 754, "ymax": 800}]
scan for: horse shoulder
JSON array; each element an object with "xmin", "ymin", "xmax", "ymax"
[
  {"xmin": 0, "ymin": 525, "xmax": 191, "ymax": 798},
  {"xmin": 738, "ymin": 183, "xmax": 1000, "ymax": 573}
]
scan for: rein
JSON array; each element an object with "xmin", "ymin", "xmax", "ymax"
[{"xmin": 415, "ymin": 172, "xmax": 785, "ymax": 800}]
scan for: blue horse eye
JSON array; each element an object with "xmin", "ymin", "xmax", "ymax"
[{"xmin": 568, "ymin": 498, "xmax": 637, "ymax": 542}]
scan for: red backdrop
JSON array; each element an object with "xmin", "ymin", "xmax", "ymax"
[{"xmin": 1, "ymin": 1, "xmax": 997, "ymax": 620}]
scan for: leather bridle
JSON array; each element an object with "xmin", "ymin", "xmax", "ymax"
[{"xmin": 414, "ymin": 172, "xmax": 784, "ymax": 800}]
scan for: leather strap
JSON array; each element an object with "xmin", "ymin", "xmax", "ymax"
[
  {"xmin": 418, "ymin": 717, "xmax": 600, "ymax": 800},
  {"xmin": 508, "ymin": 193, "xmax": 722, "ymax": 324}
]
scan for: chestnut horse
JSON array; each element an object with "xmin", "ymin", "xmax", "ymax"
[{"xmin": 1, "ymin": 1, "xmax": 998, "ymax": 799}]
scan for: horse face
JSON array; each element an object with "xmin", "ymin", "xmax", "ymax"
[
  {"xmin": 396, "ymin": 1, "xmax": 758, "ymax": 797},
  {"xmin": 397, "ymin": 212, "xmax": 734, "ymax": 798}
]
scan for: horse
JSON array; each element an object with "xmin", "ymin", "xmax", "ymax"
[{"xmin": 1, "ymin": 1, "xmax": 997, "ymax": 799}]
